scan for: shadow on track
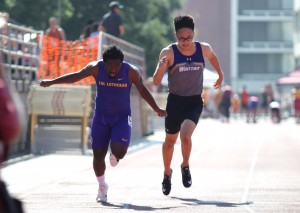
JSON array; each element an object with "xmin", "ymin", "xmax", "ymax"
[
  {"xmin": 171, "ymin": 196, "xmax": 252, "ymax": 208},
  {"xmin": 100, "ymin": 202, "xmax": 180, "ymax": 211}
]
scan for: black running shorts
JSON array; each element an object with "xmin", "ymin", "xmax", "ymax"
[{"xmin": 165, "ymin": 93, "xmax": 203, "ymax": 134}]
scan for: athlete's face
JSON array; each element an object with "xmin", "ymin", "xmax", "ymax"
[
  {"xmin": 175, "ymin": 28, "xmax": 194, "ymax": 50},
  {"xmin": 104, "ymin": 59, "xmax": 122, "ymax": 78}
]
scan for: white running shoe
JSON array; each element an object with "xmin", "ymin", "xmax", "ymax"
[
  {"xmin": 96, "ymin": 183, "xmax": 108, "ymax": 203},
  {"xmin": 109, "ymin": 153, "xmax": 119, "ymax": 167}
]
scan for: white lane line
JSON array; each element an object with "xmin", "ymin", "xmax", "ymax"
[
  {"xmin": 241, "ymin": 140, "xmax": 262, "ymax": 213},
  {"xmin": 245, "ymin": 205, "xmax": 256, "ymax": 213}
]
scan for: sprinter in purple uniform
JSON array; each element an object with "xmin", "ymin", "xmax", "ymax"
[{"xmin": 40, "ymin": 45, "xmax": 166, "ymax": 203}]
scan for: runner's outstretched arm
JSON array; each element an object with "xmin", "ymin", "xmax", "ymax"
[
  {"xmin": 129, "ymin": 66, "xmax": 166, "ymax": 117},
  {"xmin": 40, "ymin": 61, "xmax": 98, "ymax": 87}
]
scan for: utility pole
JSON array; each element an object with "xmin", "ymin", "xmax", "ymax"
[{"xmin": 57, "ymin": 0, "xmax": 62, "ymax": 25}]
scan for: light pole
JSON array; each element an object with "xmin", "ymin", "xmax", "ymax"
[{"xmin": 57, "ymin": 0, "xmax": 62, "ymax": 25}]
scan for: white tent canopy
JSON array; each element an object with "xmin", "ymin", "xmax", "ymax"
[{"xmin": 161, "ymin": 68, "xmax": 219, "ymax": 88}]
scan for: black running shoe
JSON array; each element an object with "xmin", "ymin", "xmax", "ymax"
[
  {"xmin": 181, "ymin": 166, "xmax": 192, "ymax": 188},
  {"xmin": 162, "ymin": 169, "xmax": 172, "ymax": 195}
]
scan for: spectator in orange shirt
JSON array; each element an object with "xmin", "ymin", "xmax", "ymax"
[
  {"xmin": 45, "ymin": 17, "xmax": 66, "ymax": 41},
  {"xmin": 240, "ymin": 86, "xmax": 249, "ymax": 118}
]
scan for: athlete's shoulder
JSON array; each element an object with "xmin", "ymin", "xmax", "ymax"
[
  {"xmin": 199, "ymin": 42, "xmax": 211, "ymax": 48},
  {"xmin": 127, "ymin": 62, "xmax": 139, "ymax": 73},
  {"xmin": 89, "ymin": 60, "xmax": 101, "ymax": 67},
  {"xmin": 199, "ymin": 42, "xmax": 213, "ymax": 57},
  {"xmin": 162, "ymin": 43, "xmax": 174, "ymax": 52},
  {"xmin": 160, "ymin": 44, "xmax": 174, "ymax": 57},
  {"xmin": 84, "ymin": 61, "xmax": 100, "ymax": 72}
]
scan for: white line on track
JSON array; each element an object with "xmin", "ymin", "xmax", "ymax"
[{"xmin": 241, "ymin": 140, "xmax": 262, "ymax": 213}]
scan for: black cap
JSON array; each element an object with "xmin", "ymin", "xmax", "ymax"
[{"xmin": 109, "ymin": 1, "xmax": 124, "ymax": 9}]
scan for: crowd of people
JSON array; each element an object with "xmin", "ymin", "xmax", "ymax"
[
  {"xmin": 1, "ymin": 0, "xmax": 125, "ymax": 51},
  {"xmin": 79, "ymin": 1, "xmax": 124, "ymax": 40},
  {"xmin": 201, "ymin": 83, "xmax": 300, "ymax": 124}
]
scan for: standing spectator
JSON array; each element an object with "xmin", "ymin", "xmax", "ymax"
[
  {"xmin": 248, "ymin": 96, "xmax": 259, "ymax": 123},
  {"xmin": 45, "ymin": 17, "xmax": 66, "ymax": 76},
  {"xmin": 219, "ymin": 85, "xmax": 232, "ymax": 123},
  {"xmin": 0, "ymin": 12, "xmax": 9, "ymax": 34},
  {"xmin": 45, "ymin": 17, "xmax": 66, "ymax": 41},
  {"xmin": 260, "ymin": 85, "xmax": 269, "ymax": 117},
  {"xmin": 240, "ymin": 86, "xmax": 249, "ymax": 118},
  {"xmin": 269, "ymin": 100, "xmax": 281, "ymax": 123},
  {"xmin": 0, "ymin": 12, "xmax": 9, "ymax": 49},
  {"xmin": 99, "ymin": 1, "xmax": 124, "ymax": 38},
  {"xmin": 89, "ymin": 21, "xmax": 100, "ymax": 38},
  {"xmin": 231, "ymin": 94, "xmax": 241, "ymax": 119},
  {"xmin": 213, "ymin": 88, "xmax": 222, "ymax": 118},
  {"xmin": 260, "ymin": 84, "xmax": 274, "ymax": 117},
  {"xmin": 292, "ymin": 85, "xmax": 300, "ymax": 123},
  {"xmin": 80, "ymin": 19, "xmax": 94, "ymax": 39}
]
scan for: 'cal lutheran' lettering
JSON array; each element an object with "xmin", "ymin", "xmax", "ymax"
[
  {"xmin": 99, "ymin": 81, "xmax": 128, "ymax": 88},
  {"xmin": 106, "ymin": 82, "xmax": 128, "ymax": 87}
]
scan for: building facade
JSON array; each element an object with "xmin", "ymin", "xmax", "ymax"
[
  {"xmin": 181, "ymin": 0, "xmax": 294, "ymax": 94},
  {"xmin": 294, "ymin": 0, "xmax": 300, "ymax": 66},
  {"xmin": 232, "ymin": 0, "xmax": 294, "ymax": 94}
]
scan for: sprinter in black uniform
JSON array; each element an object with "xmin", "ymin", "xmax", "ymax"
[{"xmin": 153, "ymin": 15, "xmax": 224, "ymax": 195}]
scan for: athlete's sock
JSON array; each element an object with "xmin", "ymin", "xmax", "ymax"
[{"xmin": 96, "ymin": 175, "xmax": 106, "ymax": 186}]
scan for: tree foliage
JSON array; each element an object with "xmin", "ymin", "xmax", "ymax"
[{"xmin": 0, "ymin": 0, "xmax": 182, "ymax": 75}]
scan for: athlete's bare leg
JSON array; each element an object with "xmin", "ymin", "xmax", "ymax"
[
  {"xmin": 162, "ymin": 133, "xmax": 179, "ymax": 176},
  {"xmin": 110, "ymin": 142, "xmax": 128, "ymax": 160},
  {"xmin": 93, "ymin": 148, "xmax": 108, "ymax": 176},
  {"xmin": 180, "ymin": 120, "xmax": 196, "ymax": 168}
]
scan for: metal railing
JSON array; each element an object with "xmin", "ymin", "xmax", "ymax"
[
  {"xmin": 0, "ymin": 23, "xmax": 43, "ymax": 90},
  {"xmin": 240, "ymin": 41, "xmax": 293, "ymax": 49},
  {"xmin": 240, "ymin": 10, "xmax": 293, "ymax": 17},
  {"xmin": 98, "ymin": 32, "xmax": 146, "ymax": 78},
  {"xmin": 0, "ymin": 22, "xmax": 43, "ymax": 155}
]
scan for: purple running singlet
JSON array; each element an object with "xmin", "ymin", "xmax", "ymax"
[
  {"xmin": 90, "ymin": 61, "xmax": 132, "ymax": 149},
  {"xmin": 168, "ymin": 41, "xmax": 205, "ymax": 96}
]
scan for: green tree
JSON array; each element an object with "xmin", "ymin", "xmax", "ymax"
[{"xmin": 123, "ymin": 0, "xmax": 182, "ymax": 75}]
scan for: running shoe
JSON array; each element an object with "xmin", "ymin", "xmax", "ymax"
[
  {"xmin": 109, "ymin": 153, "xmax": 119, "ymax": 167},
  {"xmin": 181, "ymin": 166, "xmax": 192, "ymax": 188},
  {"xmin": 162, "ymin": 169, "xmax": 172, "ymax": 195},
  {"xmin": 96, "ymin": 183, "xmax": 108, "ymax": 203}
]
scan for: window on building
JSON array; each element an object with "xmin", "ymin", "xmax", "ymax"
[
  {"xmin": 239, "ymin": 22, "xmax": 267, "ymax": 43},
  {"xmin": 267, "ymin": 23, "xmax": 281, "ymax": 41},
  {"xmin": 282, "ymin": 54, "xmax": 294, "ymax": 73},
  {"xmin": 295, "ymin": 12, "xmax": 300, "ymax": 30},
  {"xmin": 239, "ymin": 54, "xmax": 267, "ymax": 75},
  {"xmin": 281, "ymin": 0, "xmax": 293, "ymax": 10},
  {"xmin": 239, "ymin": 54, "xmax": 286, "ymax": 75},
  {"xmin": 267, "ymin": 0, "xmax": 281, "ymax": 10},
  {"xmin": 268, "ymin": 54, "xmax": 281, "ymax": 73}
]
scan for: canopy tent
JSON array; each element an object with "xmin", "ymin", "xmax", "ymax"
[
  {"xmin": 203, "ymin": 68, "xmax": 219, "ymax": 87},
  {"xmin": 161, "ymin": 68, "xmax": 219, "ymax": 88},
  {"xmin": 277, "ymin": 69, "xmax": 300, "ymax": 86}
]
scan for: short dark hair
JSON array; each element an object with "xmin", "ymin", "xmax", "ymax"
[
  {"xmin": 174, "ymin": 15, "xmax": 194, "ymax": 32},
  {"xmin": 102, "ymin": 45, "xmax": 124, "ymax": 62}
]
